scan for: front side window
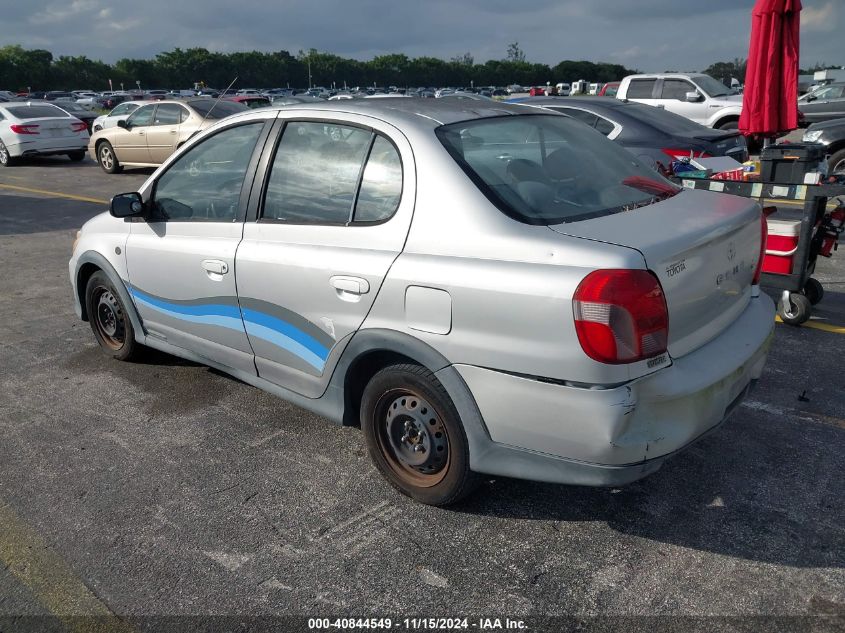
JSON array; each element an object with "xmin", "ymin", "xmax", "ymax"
[
  {"xmin": 150, "ymin": 123, "xmax": 263, "ymax": 222},
  {"xmin": 262, "ymin": 122, "xmax": 373, "ymax": 223},
  {"xmin": 126, "ymin": 105, "xmax": 155, "ymax": 127},
  {"xmin": 437, "ymin": 114, "xmax": 680, "ymax": 225},
  {"xmin": 661, "ymin": 79, "xmax": 695, "ymax": 100}
]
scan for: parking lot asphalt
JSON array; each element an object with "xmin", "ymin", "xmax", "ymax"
[{"xmin": 1, "ymin": 157, "xmax": 844, "ymax": 632}]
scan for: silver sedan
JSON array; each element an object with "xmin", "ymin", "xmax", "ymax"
[{"xmin": 70, "ymin": 100, "xmax": 774, "ymax": 505}]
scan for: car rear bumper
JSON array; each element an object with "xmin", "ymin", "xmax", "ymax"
[
  {"xmin": 450, "ymin": 293, "xmax": 775, "ymax": 486},
  {"xmin": 8, "ymin": 138, "xmax": 88, "ymax": 157}
]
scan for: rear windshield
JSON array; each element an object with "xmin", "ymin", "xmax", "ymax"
[
  {"xmin": 5, "ymin": 105, "xmax": 70, "ymax": 119},
  {"xmin": 620, "ymin": 102, "xmax": 709, "ymax": 134},
  {"xmin": 188, "ymin": 100, "xmax": 249, "ymax": 119},
  {"xmin": 436, "ymin": 114, "xmax": 680, "ymax": 225}
]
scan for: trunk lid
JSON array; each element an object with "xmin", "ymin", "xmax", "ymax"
[{"xmin": 550, "ymin": 188, "xmax": 761, "ymax": 359}]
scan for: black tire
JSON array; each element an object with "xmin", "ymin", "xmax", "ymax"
[
  {"xmin": 68, "ymin": 151, "xmax": 86, "ymax": 162},
  {"xmin": 96, "ymin": 141, "xmax": 122, "ymax": 174},
  {"xmin": 360, "ymin": 363, "xmax": 481, "ymax": 506},
  {"xmin": 718, "ymin": 119, "xmax": 739, "ymax": 131},
  {"xmin": 829, "ymin": 148, "xmax": 845, "ymax": 176},
  {"xmin": 778, "ymin": 292, "xmax": 812, "ymax": 326},
  {"xmin": 84, "ymin": 271, "xmax": 140, "ymax": 361},
  {"xmin": 0, "ymin": 140, "xmax": 16, "ymax": 166},
  {"xmin": 803, "ymin": 278, "xmax": 824, "ymax": 306}
]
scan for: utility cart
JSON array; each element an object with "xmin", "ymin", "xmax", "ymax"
[{"xmin": 673, "ymin": 177, "xmax": 845, "ymax": 325}]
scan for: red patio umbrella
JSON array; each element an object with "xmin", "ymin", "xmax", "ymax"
[{"xmin": 739, "ymin": 0, "xmax": 802, "ymax": 138}]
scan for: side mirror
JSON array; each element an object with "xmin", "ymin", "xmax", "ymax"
[
  {"xmin": 110, "ymin": 192, "xmax": 145, "ymax": 219},
  {"xmin": 117, "ymin": 119, "xmax": 129, "ymax": 129},
  {"xmin": 685, "ymin": 91, "xmax": 702, "ymax": 102}
]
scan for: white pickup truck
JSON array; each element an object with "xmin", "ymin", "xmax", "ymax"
[{"xmin": 616, "ymin": 73, "xmax": 743, "ymax": 130}]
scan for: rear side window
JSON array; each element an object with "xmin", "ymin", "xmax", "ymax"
[
  {"xmin": 5, "ymin": 105, "xmax": 69, "ymax": 119},
  {"xmin": 436, "ymin": 114, "xmax": 679, "ymax": 225},
  {"xmin": 626, "ymin": 79, "xmax": 657, "ymax": 99},
  {"xmin": 153, "ymin": 104, "xmax": 186, "ymax": 125},
  {"xmin": 262, "ymin": 122, "xmax": 403, "ymax": 225},
  {"xmin": 554, "ymin": 108, "xmax": 599, "ymax": 127},
  {"xmin": 354, "ymin": 136, "xmax": 403, "ymax": 222}
]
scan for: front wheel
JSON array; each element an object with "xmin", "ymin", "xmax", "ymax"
[
  {"xmin": 84, "ymin": 271, "xmax": 140, "ymax": 361},
  {"xmin": 778, "ymin": 292, "xmax": 812, "ymax": 326},
  {"xmin": 96, "ymin": 141, "xmax": 122, "ymax": 174},
  {"xmin": 361, "ymin": 364, "xmax": 480, "ymax": 506}
]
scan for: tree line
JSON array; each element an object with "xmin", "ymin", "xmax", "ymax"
[{"xmin": 0, "ymin": 44, "xmax": 638, "ymax": 91}]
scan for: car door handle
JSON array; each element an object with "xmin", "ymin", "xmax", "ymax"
[
  {"xmin": 170, "ymin": 130, "xmax": 177, "ymax": 134},
  {"xmin": 202, "ymin": 259, "xmax": 229, "ymax": 275},
  {"xmin": 330, "ymin": 276, "xmax": 369, "ymax": 295}
]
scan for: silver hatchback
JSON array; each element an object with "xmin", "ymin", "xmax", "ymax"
[{"xmin": 70, "ymin": 101, "xmax": 774, "ymax": 505}]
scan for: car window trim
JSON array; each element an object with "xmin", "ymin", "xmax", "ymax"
[{"xmin": 147, "ymin": 118, "xmax": 275, "ymax": 224}]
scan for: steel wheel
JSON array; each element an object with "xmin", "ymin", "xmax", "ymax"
[
  {"xmin": 374, "ymin": 390, "xmax": 451, "ymax": 488},
  {"xmin": 92, "ymin": 285, "xmax": 126, "ymax": 350},
  {"xmin": 84, "ymin": 271, "xmax": 138, "ymax": 360},
  {"xmin": 361, "ymin": 363, "xmax": 480, "ymax": 505}
]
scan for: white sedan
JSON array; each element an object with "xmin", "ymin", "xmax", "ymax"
[
  {"xmin": 0, "ymin": 102, "xmax": 89, "ymax": 166},
  {"xmin": 91, "ymin": 101, "xmax": 145, "ymax": 132}
]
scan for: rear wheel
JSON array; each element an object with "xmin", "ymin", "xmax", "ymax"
[
  {"xmin": 0, "ymin": 141, "xmax": 16, "ymax": 166},
  {"xmin": 778, "ymin": 292, "xmax": 812, "ymax": 326},
  {"xmin": 68, "ymin": 151, "xmax": 85, "ymax": 162},
  {"xmin": 97, "ymin": 141, "xmax": 122, "ymax": 174},
  {"xmin": 84, "ymin": 271, "xmax": 139, "ymax": 361},
  {"xmin": 361, "ymin": 364, "xmax": 480, "ymax": 506}
]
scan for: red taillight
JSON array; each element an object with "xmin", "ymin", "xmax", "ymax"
[
  {"xmin": 752, "ymin": 208, "xmax": 773, "ymax": 285},
  {"xmin": 71, "ymin": 121, "xmax": 88, "ymax": 133},
  {"xmin": 10, "ymin": 124, "xmax": 39, "ymax": 135},
  {"xmin": 573, "ymin": 269, "xmax": 669, "ymax": 364},
  {"xmin": 661, "ymin": 148, "xmax": 711, "ymax": 161}
]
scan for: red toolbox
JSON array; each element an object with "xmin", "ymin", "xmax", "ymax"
[{"xmin": 762, "ymin": 218, "xmax": 801, "ymax": 274}]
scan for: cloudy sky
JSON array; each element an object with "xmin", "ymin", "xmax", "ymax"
[{"xmin": 3, "ymin": 0, "xmax": 842, "ymax": 71}]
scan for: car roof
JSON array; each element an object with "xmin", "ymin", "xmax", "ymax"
[
  {"xmin": 510, "ymin": 96, "xmax": 628, "ymax": 109},
  {"xmin": 262, "ymin": 98, "xmax": 528, "ymax": 129}
]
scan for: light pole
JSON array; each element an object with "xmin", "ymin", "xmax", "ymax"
[{"xmin": 308, "ymin": 60, "xmax": 312, "ymax": 89}]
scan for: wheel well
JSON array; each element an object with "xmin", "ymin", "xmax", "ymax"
[
  {"xmin": 827, "ymin": 140, "xmax": 845, "ymax": 156},
  {"xmin": 714, "ymin": 115, "xmax": 739, "ymax": 128},
  {"xmin": 76, "ymin": 263, "xmax": 100, "ymax": 321},
  {"xmin": 342, "ymin": 350, "xmax": 420, "ymax": 427}
]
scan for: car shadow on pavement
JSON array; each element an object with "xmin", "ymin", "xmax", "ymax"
[
  {"xmin": 0, "ymin": 194, "xmax": 106, "ymax": 235},
  {"xmin": 458, "ymin": 415, "xmax": 843, "ymax": 569}
]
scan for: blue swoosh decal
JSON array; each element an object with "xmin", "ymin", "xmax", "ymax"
[{"xmin": 129, "ymin": 288, "xmax": 331, "ymax": 372}]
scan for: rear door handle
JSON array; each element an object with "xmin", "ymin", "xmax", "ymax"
[
  {"xmin": 202, "ymin": 259, "xmax": 229, "ymax": 275},
  {"xmin": 330, "ymin": 275, "xmax": 370, "ymax": 295}
]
